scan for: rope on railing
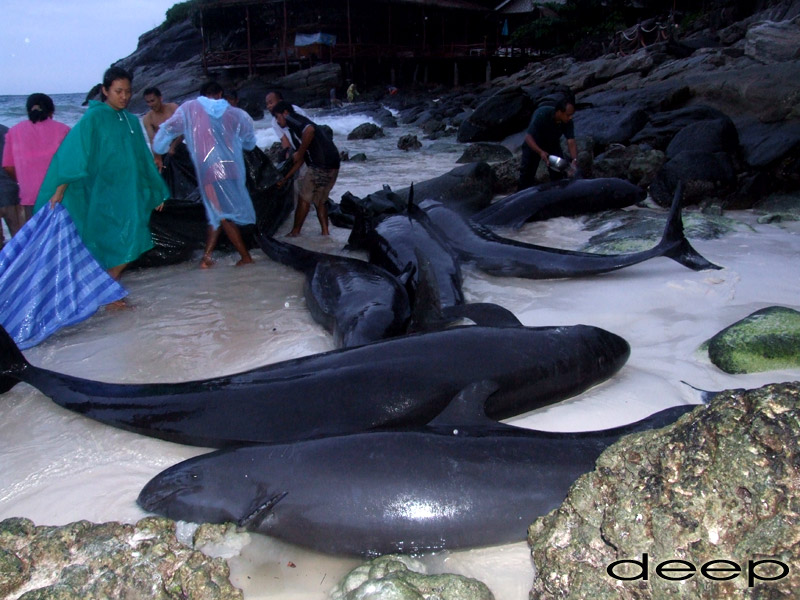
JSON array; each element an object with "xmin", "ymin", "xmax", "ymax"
[{"xmin": 611, "ymin": 14, "xmax": 676, "ymax": 56}]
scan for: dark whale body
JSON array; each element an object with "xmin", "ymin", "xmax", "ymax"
[
  {"xmin": 417, "ymin": 183, "xmax": 721, "ymax": 279},
  {"xmin": 347, "ymin": 206, "xmax": 465, "ymax": 309},
  {"xmin": 471, "ymin": 177, "xmax": 647, "ymax": 229},
  {"xmin": 0, "ymin": 323, "xmax": 630, "ymax": 448},
  {"xmin": 138, "ymin": 381, "xmax": 699, "ymax": 556},
  {"xmin": 254, "ymin": 232, "xmax": 411, "ymax": 348}
]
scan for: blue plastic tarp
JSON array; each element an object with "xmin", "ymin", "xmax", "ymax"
[
  {"xmin": 294, "ymin": 32, "xmax": 337, "ymax": 46},
  {"xmin": 0, "ymin": 204, "xmax": 127, "ymax": 349}
]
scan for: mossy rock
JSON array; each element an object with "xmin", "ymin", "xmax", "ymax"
[
  {"xmin": 330, "ymin": 555, "xmax": 494, "ymax": 600},
  {"xmin": 703, "ymin": 306, "xmax": 800, "ymax": 374}
]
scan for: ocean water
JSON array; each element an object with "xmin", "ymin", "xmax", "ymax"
[
  {"xmin": 0, "ymin": 93, "xmax": 461, "ymax": 202},
  {"xmin": 1, "ymin": 94, "xmax": 799, "ymax": 599}
]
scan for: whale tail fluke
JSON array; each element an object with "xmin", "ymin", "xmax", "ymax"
[
  {"xmin": 0, "ymin": 325, "xmax": 27, "ymax": 393},
  {"xmin": 254, "ymin": 230, "xmax": 319, "ymax": 274},
  {"xmin": 659, "ymin": 182, "xmax": 722, "ymax": 271}
]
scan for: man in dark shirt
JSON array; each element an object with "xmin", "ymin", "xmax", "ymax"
[
  {"xmin": 272, "ymin": 101, "xmax": 340, "ymax": 236},
  {"xmin": 518, "ymin": 98, "xmax": 578, "ymax": 191}
]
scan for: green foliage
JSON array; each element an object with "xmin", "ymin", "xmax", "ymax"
[{"xmin": 164, "ymin": 1, "xmax": 200, "ymax": 28}]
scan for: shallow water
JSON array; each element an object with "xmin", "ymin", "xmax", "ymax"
[{"xmin": 1, "ymin": 101, "xmax": 799, "ymax": 599}]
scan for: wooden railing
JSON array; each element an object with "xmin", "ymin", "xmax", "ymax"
[{"xmin": 203, "ymin": 41, "xmax": 542, "ymax": 71}]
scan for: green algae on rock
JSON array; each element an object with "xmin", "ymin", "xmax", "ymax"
[
  {"xmin": 703, "ymin": 306, "xmax": 800, "ymax": 374},
  {"xmin": 0, "ymin": 517, "xmax": 242, "ymax": 600},
  {"xmin": 580, "ymin": 208, "xmax": 741, "ymax": 255},
  {"xmin": 527, "ymin": 382, "xmax": 800, "ymax": 600},
  {"xmin": 330, "ymin": 555, "xmax": 495, "ymax": 600}
]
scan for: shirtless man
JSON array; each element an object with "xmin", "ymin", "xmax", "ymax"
[{"xmin": 142, "ymin": 87, "xmax": 179, "ymax": 171}]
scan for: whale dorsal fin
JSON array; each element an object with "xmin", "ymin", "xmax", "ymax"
[
  {"xmin": 426, "ymin": 380, "xmax": 517, "ymax": 433},
  {"xmin": 441, "ymin": 303, "xmax": 523, "ymax": 327}
]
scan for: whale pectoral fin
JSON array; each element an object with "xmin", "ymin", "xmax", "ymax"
[{"xmin": 237, "ymin": 491, "xmax": 288, "ymax": 529}]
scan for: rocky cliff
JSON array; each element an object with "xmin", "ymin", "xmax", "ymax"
[{"xmin": 109, "ymin": 0, "xmax": 800, "ymax": 207}]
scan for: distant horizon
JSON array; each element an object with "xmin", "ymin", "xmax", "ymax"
[{"xmin": 0, "ymin": 1, "xmax": 175, "ymax": 96}]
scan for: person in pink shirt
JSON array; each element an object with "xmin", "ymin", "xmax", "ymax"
[{"xmin": 2, "ymin": 93, "xmax": 70, "ymax": 227}]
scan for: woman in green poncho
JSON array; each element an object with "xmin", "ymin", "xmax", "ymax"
[{"xmin": 35, "ymin": 67, "xmax": 168, "ymax": 280}]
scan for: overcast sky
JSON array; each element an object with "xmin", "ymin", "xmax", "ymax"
[{"xmin": 0, "ymin": 0, "xmax": 177, "ymax": 95}]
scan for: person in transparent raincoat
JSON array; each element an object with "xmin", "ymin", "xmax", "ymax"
[{"xmin": 153, "ymin": 81, "xmax": 256, "ymax": 268}]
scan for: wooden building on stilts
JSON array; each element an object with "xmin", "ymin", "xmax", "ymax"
[{"xmin": 195, "ymin": 0, "xmax": 539, "ymax": 88}]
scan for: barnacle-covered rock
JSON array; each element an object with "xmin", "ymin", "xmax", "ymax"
[
  {"xmin": 330, "ymin": 554, "xmax": 495, "ymax": 600},
  {"xmin": 528, "ymin": 381, "xmax": 800, "ymax": 599},
  {"xmin": 0, "ymin": 517, "xmax": 242, "ymax": 600}
]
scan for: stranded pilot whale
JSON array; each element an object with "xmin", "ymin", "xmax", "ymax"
[
  {"xmin": 254, "ymin": 231, "xmax": 412, "ymax": 348},
  {"xmin": 346, "ymin": 197, "xmax": 465, "ymax": 309},
  {"xmin": 138, "ymin": 380, "xmax": 701, "ymax": 556},
  {"xmin": 417, "ymin": 182, "xmax": 721, "ymax": 279},
  {"xmin": 471, "ymin": 177, "xmax": 647, "ymax": 229},
  {"xmin": 0, "ymin": 322, "xmax": 630, "ymax": 448},
  {"xmin": 255, "ymin": 231, "xmax": 522, "ymax": 347}
]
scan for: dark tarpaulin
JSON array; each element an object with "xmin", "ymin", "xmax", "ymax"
[{"xmin": 132, "ymin": 144, "xmax": 294, "ymax": 268}]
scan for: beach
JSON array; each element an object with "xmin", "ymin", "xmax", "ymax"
[{"xmin": 1, "ymin": 95, "xmax": 799, "ymax": 599}]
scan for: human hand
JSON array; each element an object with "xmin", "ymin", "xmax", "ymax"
[
  {"xmin": 155, "ymin": 202, "xmax": 165, "ymax": 212},
  {"xmin": 154, "ymin": 155, "xmax": 164, "ymax": 172},
  {"xmin": 49, "ymin": 191, "xmax": 64, "ymax": 209}
]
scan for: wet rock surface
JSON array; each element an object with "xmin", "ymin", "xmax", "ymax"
[
  {"xmin": 330, "ymin": 555, "xmax": 495, "ymax": 600},
  {"xmin": 0, "ymin": 517, "xmax": 242, "ymax": 600},
  {"xmin": 579, "ymin": 208, "xmax": 739, "ymax": 254},
  {"xmin": 527, "ymin": 381, "xmax": 800, "ymax": 599},
  {"xmin": 702, "ymin": 306, "xmax": 800, "ymax": 374}
]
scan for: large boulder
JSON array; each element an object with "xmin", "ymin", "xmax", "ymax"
[
  {"xmin": 702, "ymin": 306, "xmax": 800, "ymax": 374},
  {"xmin": 528, "ymin": 381, "xmax": 800, "ymax": 600},
  {"xmin": 397, "ymin": 134, "xmax": 422, "ymax": 151},
  {"xmin": 272, "ymin": 63, "xmax": 343, "ymax": 105},
  {"xmin": 347, "ymin": 122, "xmax": 385, "ymax": 140},
  {"xmin": 665, "ymin": 116, "xmax": 740, "ymax": 159},
  {"xmin": 115, "ymin": 20, "xmax": 205, "ymax": 114},
  {"xmin": 575, "ymin": 105, "xmax": 650, "ymax": 149},
  {"xmin": 591, "ymin": 144, "xmax": 666, "ymax": 188},
  {"xmin": 737, "ymin": 120, "xmax": 800, "ymax": 170},
  {"xmin": 631, "ymin": 105, "xmax": 734, "ymax": 150},
  {"xmin": 391, "ymin": 162, "xmax": 495, "ymax": 215},
  {"xmin": 744, "ymin": 17, "xmax": 800, "ymax": 63},
  {"xmin": 456, "ymin": 142, "xmax": 514, "ymax": 164},
  {"xmin": 0, "ymin": 517, "xmax": 243, "ymax": 599},
  {"xmin": 649, "ymin": 150, "xmax": 738, "ymax": 207},
  {"xmin": 457, "ymin": 86, "xmax": 534, "ymax": 143},
  {"xmin": 331, "ymin": 555, "xmax": 494, "ymax": 600}
]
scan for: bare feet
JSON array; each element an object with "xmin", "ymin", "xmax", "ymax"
[
  {"xmin": 200, "ymin": 254, "xmax": 215, "ymax": 269},
  {"xmin": 107, "ymin": 298, "xmax": 131, "ymax": 311},
  {"xmin": 286, "ymin": 231, "xmax": 301, "ymax": 238},
  {"xmin": 236, "ymin": 256, "xmax": 254, "ymax": 267}
]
